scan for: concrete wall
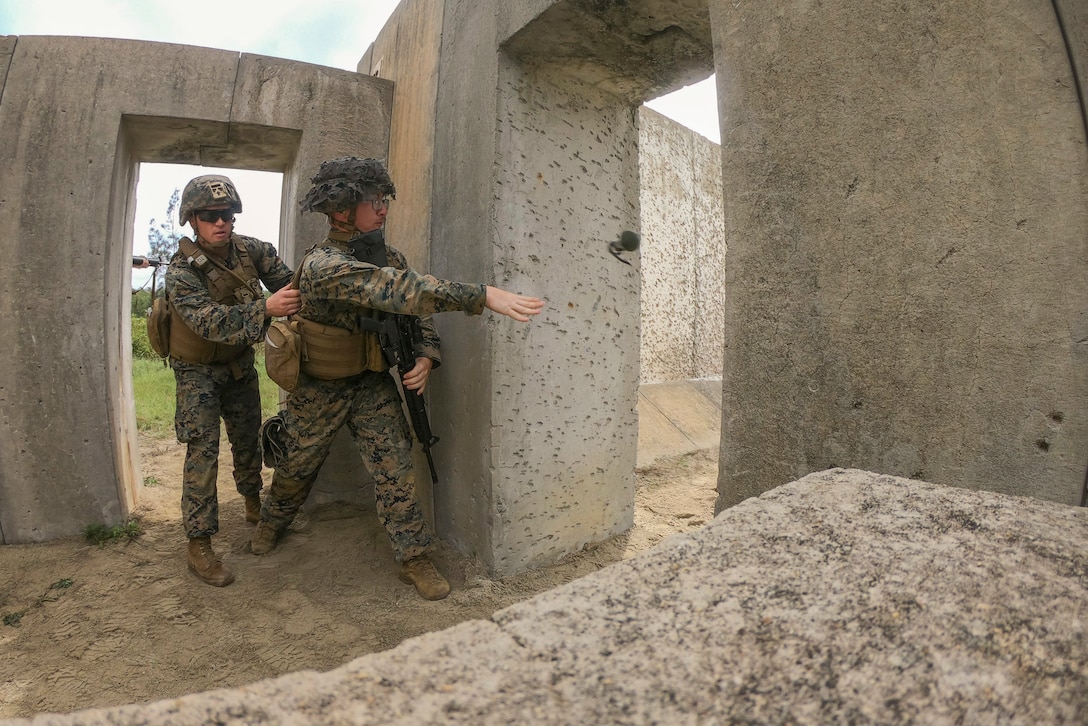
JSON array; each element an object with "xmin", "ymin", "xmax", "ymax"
[
  {"xmin": 713, "ymin": 0, "xmax": 1088, "ymax": 509},
  {"xmin": 0, "ymin": 36, "xmax": 392, "ymax": 544},
  {"xmin": 9, "ymin": 469, "xmax": 1085, "ymax": 724},
  {"xmin": 362, "ymin": 0, "xmax": 714, "ymax": 575},
  {"xmin": 438, "ymin": 0, "xmax": 640, "ymax": 576},
  {"xmin": 352, "ymin": 0, "xmax": 446, "ymax": 522},
  {"xmin": 639, "ymin": 106, "xmax": 725, "ymax": 384}
]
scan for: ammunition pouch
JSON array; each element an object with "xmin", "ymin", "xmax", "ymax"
[
  {"xmin": 296, "ymin": 316, "xmax": 386, "ymax": 380},
  {"xmin": 168, "ymin": 309, "xmax": 250, "ymax": 365},
  {"xmin": 146, "ymin": 296, "xmax": 171, "ymax": 358},
  {"xmin": 264, "ymin": 318, "xmax": 304, "ymax": 391}
]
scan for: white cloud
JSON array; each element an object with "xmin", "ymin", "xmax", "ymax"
[{"xmin": 1, "ymin": 0, "xmax": 401, "ymax": 71}]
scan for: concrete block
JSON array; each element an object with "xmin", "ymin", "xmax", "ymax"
[
  {"xmin": 713, "ymin": 0, "xmax": 1088, "ymax": 509},
  {"xmin": 13, "ymin": 469, "xmax": 1085, "ymax": 724}
]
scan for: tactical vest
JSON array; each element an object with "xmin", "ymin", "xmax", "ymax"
[
  {"xmin": 168, "ymin": 236, "xmax": 263, "ymax": 365},
  {"xmin": 294, "ymin": 236, "xmax": 388, "ymax": 380},
  {"xmin": 296, "ymin": 314, "xmax": 387, "ymax": 380}
]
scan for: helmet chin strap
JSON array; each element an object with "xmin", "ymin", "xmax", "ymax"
[
  {"xmin": 189, "ymin": 216, "xmax": 208, "ymax": 246},
  {"xmin": 328, "ymin": 206, "xmax": 358, "ymax": 233}
]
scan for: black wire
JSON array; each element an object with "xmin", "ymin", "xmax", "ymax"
[{"xmin": 1051, "ymin": 0, "xmax": 1088, "ymax": 155}]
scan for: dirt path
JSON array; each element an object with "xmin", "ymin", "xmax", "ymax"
[{"xmin": 0, "ymin": 435, "xmax": 717, "ymax": 720}]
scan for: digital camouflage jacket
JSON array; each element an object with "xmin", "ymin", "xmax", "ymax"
[
  {"xmin": 298, "ymin": 239, "xmax": 487, "ymax": 365},
  {"xmin": 166, "ymin": 233, "xmax": 294, "ymax": 347}
]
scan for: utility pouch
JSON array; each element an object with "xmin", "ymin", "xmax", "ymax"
[
  {"xmin": 265, "ymin": 318, "xmax": 304, "ymax": 391},
  {"xmin": 146, "ymin": 296, "xmax": 171, "ymax": 358}
]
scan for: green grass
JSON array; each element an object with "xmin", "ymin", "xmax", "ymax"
[
  {"xmin": 132, "ymin": 358, "xmax": 176, "ymax": 434},
  {"xmin": 84, "ymin": 518, "xmax": 143, "ymax": 546},
  {"xmin": 132, "ymin": 340, "xmax": 283, "ymax": 437}
]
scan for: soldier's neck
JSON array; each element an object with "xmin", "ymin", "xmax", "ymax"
[{"xmin": 196, "ymin": 235, "xmax": 231, "ymax": 260}]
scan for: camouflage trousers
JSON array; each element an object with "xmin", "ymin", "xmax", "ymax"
[
  {"xmin": 173, "ymin": 351, "xmax": 263, "ymax": 539},
  {"xmin": 263, "ymin": 370, "xmax": 432, "ymax": 562}
]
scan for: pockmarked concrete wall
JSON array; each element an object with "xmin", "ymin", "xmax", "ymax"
[
  {"xmin": 435, "ymin": 0, "xmax": 642, "ymax": 576},
  {"xmin": 10, "ymin": 469, "xmax": 1084, "ymax": 724},
  {"xmin": 355, "ymin": 0, "xmax": 446, "ymax": 523},
  {"xmin": 364, "ymin": 0, "xmax": 714, "ymax": 576},
  {"xmin": 639, "ymin": 106, "xmax": 725, "ymax": 384},
  {"xmin": 0, "ymin": 35, "xmax": 392, "ymax": 544},
  {"xmin": 712, "ymin": 0, "xmax": 1088, "ymax": 510}
]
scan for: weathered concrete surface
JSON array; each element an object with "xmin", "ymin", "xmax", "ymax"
[
  {"xmin": 365, "ymin": 0, "xmax": 718, "ymax": 577},
  {"xmin": 8, "ymin": 469, "xmax": 1085, "ymax": 724},
  {"xmin": 502, "ymin": 0, "xmax": 714, "ymax": 103},
  {"xmin": 712, "ymin": 0, "xmax": 1088, "ymax": 509},
  {"xmin": 636, "ymin": 378, "xmax": 721, "ymax": 468},
  {"xmin": 639, "ymin": 106, "xmax": 724, "ymax": 384},
  {"xmin": 354, "ymin": 0, "xmax": 446, "ymax": 525},
  {"xmin": 0, "ymin": 36, "xmax": 391, "ymax": 543}
]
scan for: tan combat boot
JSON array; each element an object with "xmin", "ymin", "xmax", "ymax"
[
  {"xmin": 399, "ymin": 555, "xmax": 450, "ymax": 600},
  {"xmin": 249, "ymin": 521, "xmax": 280, "ymax": 555},
  {"xmin": 244, "ymin": 493, "xmax": 262, "ymax": 524},
  {"xmin": 187, "ymin": 537, "xmax": 234, "ymax": 587}
]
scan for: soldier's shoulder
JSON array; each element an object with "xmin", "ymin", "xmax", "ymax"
[
  {"xmin": 308, "ymin": 244, "xmax": 353, "ymax": 263},
  {"xmin": 386, "ymin": 244, "xmax": 417, "ymax": 271},
  {"xmin": 166, "ymin": 251, "xmax": 198, "ymax": 277},
  {"xmin": 232, "ymin": 233, "xmax": 272, "ymax": 251}
]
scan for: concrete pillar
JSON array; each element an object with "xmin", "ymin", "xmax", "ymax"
[
  {"xmin": 638, "ymin": 107, "xmax": 725, "ymax": 384},
  {"xmin": 711, "ymin": 0, "xmax": 1088, "ymax": 509},
  {"xmin": 427, "ymin": 3, "xmax": 642, "ymax": 576},
  {"xmin": 0, "ymin": 36, "xmax": 392, "ymax": 543},
  {"xmin": 364, "ymin": 0, "xmax": 714, "ymax": 576}
]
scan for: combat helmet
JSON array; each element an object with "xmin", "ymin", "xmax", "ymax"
[
  {"xmin": 179, "ymin": 175, "xmax": 243, "ymax": 225},
  {"xmin": 299, "ymin": 157, "xmax": 396, "ymax": 215},
  {"xmin": 259, "ymin": 411, "xmax": 289, "ymax": 470}
]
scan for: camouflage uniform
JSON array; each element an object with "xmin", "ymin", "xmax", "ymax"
[
  {"xmin": 263, "ymin": 239, "xmax": 486, "ymax": 562},
  {"xmin": 167, "ymin": 233, "xmax": 294, "ymax": 538}
]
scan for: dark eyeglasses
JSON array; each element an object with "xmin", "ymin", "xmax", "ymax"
[{"xmin": 195, "ymin": 209, "xmax": 236, "ymax": 224}]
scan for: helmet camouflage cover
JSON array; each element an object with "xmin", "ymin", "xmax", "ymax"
[
  {"xmin": 299, "ymin": 157, "xmax": 396, "ymax": 215},
  {"xmin": 179, "ymin": 175, "xmax": 243, "ymax": 225}
]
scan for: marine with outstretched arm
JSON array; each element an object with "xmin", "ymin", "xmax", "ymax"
[{"xmin": 250, "ymin": 156, "xmax": 544, "ymax": 600}]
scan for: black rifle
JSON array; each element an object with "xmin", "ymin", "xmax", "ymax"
[
  {"xmin": 132, "ymin": 256, "xmax": 165, "ymax": 268},
  {"xmin": 349, "ymin": 229, "xmax": 440, "ymax": 485},
  {"xmin": 373, "ymin": 314, "xmax": 440, "ymax": 485}
]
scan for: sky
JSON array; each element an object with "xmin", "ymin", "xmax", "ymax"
[{"xmin": 0, "ymin": 0, "xmax": 719, "ymax": 287}]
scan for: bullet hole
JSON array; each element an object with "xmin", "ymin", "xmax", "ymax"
[
  {"xmin": 852, "ymin": 400, "xmax": 863, "ymax": 409},
  {"xmin": 1049, "ymin": 412, "xmax": 1064, "ymax": 424},
  {"xmin": 845, "ymin": 176, "xmax": 859, "ymax": 198},
  {"xmin": 1035, "ymin": 439, "xmax": 1050, "ymax": 452}
]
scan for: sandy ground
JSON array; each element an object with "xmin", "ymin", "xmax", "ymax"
[{"xmin": 0, "ymin": 434, "xmax": 718, "ymax": 721}]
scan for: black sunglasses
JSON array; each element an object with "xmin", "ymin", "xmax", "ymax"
[{"xmin": 195, "ymin": 209, "xmax": 235, "ymax": 224}]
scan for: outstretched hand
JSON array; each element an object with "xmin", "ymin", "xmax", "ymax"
[
  {"xmin": 485, "ymin": 286, "xmax": 545, "ymax": 322},
  {"xmin": 265, "ymin": 286, "xmax": 302, "ymax": 318}
]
